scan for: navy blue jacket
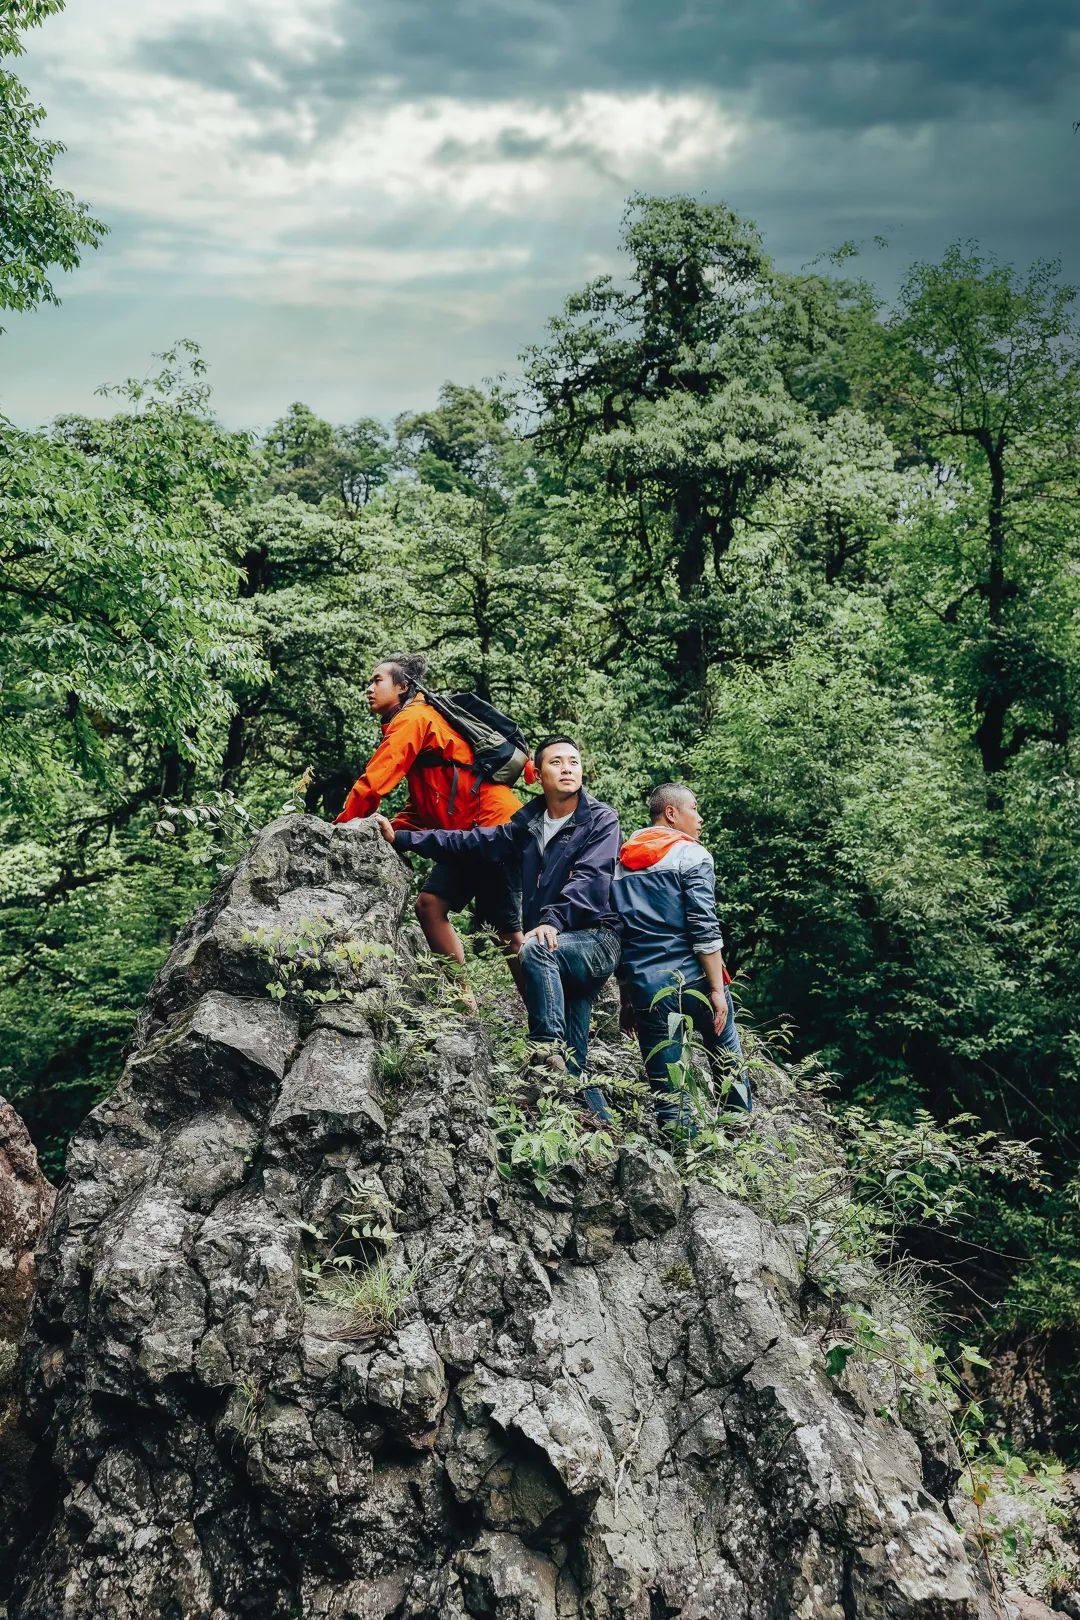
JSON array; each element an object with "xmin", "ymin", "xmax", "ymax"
[{"xmin": 393, "ymin": 789, "xmax": 621, "ymax": 935}]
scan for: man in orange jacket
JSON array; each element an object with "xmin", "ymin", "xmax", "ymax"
[{"xmin": 334, "ymin": 653, "xmax": 524, "ymax": 980}]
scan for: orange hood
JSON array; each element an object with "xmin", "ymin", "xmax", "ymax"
[{"xmin": 618, "ymin": 826, "xmax": 694, "ymax": 870}]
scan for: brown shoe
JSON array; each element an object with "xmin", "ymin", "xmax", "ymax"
[{"xmin": 526, "ymin": 1045, "xmax": 568, "ymax": 1076}]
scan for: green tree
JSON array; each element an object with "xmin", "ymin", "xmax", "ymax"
[
  {"xmin": 0, "ymin": 0, "xmax": 106, "ymax": 322},
  {"xmin": 221, "ymin": 493, "xmax": 414, "ymax": 811},
  {"xmin": 395, "ymin": 382, "xmax": 515, "ymax": 497},
  {"xmin": 262, "ymin": 402, "xmax": 391, "ymax": 513},
  {"xmin": 524, "ymin": 195, "xmax": 835, "ymax": 687},
  {"xmin": 857, "ymin": 247, "xmax": 1080, "ymax": 790},
  {"xmin": 262, "ymin": 402, "xmax": 337, "ymax": 504},
  {"xmin": 331, "ymin": 417, "xmax": 393, "ymax": 513},
  {"xmin": 0, "ymin": 346, "xmax": 265, "ymax": 814},
  {"xmin": 692, "ymin": 606, "xmax": 1006, "ymax": 1104}
]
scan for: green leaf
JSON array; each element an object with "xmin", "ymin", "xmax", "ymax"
[{"xmin": 825, "ymin": 1343, "xmax": 856, "ymax": 1378}]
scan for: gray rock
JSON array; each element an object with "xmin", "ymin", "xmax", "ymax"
[
  {"xmin": 0, "ymin": 1096, "xmax": 55, "ymax": 1584},
  {"xmin": 10, "ymin": 813, "xmax": 999, "ymax": 1618},
  {"xmin": 267, "ymin": 1027, "xmax": 385, "ymax": 1158},
  {"xmin": 618, "ymin": 1138, "xmax": 683, "ymax": 1237}
]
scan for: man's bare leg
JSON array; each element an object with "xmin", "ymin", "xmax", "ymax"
[
  {"xmin": 414, "ymin": 891, "xmax": 478, "ymax": 1012},
  {"xmin": 415, "ymin": 890, "xmax": 465, "ymax": 962}
]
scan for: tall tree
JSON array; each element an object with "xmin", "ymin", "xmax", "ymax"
[
  {"xmin": 395, "ymin": 382, "xmax": 516, "ymax": 498},
  {"xmin": 523, "ymin": 196, "xmax": 836, "ymax": 688},
  {"xmin": 261, "ymin": 404, "xmax": 391, "ymax": 513},
  {"xmin": 857, "ymin": 247, "xmax": 1080, "ymax": 791},
  {"xmin": 0, "ymin": 347, "xmax": 264, "ymax": 814}
]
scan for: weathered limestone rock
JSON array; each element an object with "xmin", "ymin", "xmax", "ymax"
[
  {"xmin": 0, "ymin": 1095, "xmax": 55, "ymax": 1577},
  {"xmin": 11, "ymin": 814, "xmax": 1002, "ymax": 1618}
]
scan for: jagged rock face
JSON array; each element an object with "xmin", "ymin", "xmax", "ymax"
[
  {"xmin": 0, "ymin": 1095, "xmax": 56, "ymax": 1572},
  {"xmin": 12, "ymin": 814, "xmax": 995, "ymax": 1619}
]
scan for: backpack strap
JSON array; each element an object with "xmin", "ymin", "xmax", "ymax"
[
  {"xmin": 412, "ymin": 749, "xmax": 481, "ymax": 820},
  {"xmin": 412, "ymin": 749, "xmax": 477, "ymax": 774}
]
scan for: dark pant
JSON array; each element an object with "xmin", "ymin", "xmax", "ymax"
[
  {"xmin": 633, "ymin": 980, "xmax": 750, "ymax": 1126},
  {"xmin": 519, "ymin": 927, "xmax": 621, "ymax": 1117},
  {"xmin": 421, "ymin": 856, "xmax": 522, "ymax": 933}
]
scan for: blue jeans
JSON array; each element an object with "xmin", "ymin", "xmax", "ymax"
[
  {"xmin": 519, "ymin": 927, "xmax": 621, "ymax": 1119},
  {"xmin": 633, "ymin": 979, "xmax": 751, "ymax": 1127}
]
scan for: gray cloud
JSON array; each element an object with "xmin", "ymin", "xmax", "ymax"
[
  {"xmin": 136, "ymin": 0, "xmax": 1080, "ymax": 139},
  {"xmin": 4, "ymin": 0, "xmax": 1078, "ymax": 430}
]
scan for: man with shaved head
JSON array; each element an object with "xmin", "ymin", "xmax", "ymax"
[{"xmin": 614, "ymin": 782, "xmax": 749, "ymax": 1129}]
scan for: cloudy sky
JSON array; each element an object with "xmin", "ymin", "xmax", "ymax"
[{"xmin": 4, "ymin": 0, "xmax": 1078, "ymax": 430}]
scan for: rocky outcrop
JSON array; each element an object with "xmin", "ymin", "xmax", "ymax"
[
  {"xmin": 973, "ymin": 1469, "xmax": 1080, "ymax": 1620},
  {"xmin": 11, "ymin": 814, "xmax": 1001, "ymax": 1618},
  {"xmin": 0, "ymin": 1095, "xmax": 56, "ymax": 1574}
]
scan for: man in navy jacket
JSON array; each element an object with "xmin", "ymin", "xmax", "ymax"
[{"xmin": 375, "ymin": 736, "xmax": 622, "ymax": 1119}]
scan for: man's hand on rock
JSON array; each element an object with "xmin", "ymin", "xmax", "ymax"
[
  {"xmin": 524, "ymin": 924, "xmax": 559, "ymax": 951},
  {"xmin": 373, "ymin": 814, "xmax": 396, "ymax": 845}
]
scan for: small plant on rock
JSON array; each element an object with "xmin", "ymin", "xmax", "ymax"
[
  {"xmin": 294, "ymin": 1172, "xmax": 417, "ymax": 1336},
  {"xmin": 244, "ymin": 916, "xmax": 395, "ymax": 1008},
  {"xmin": 374, "ymin": 1039, "xmax": 410, "ymax": 1086},
  {"xmin": 311, "ymin": 1255, "xmax": 419, "ymax": 1332},
  {"xmin": 491, "ymin": 1077, "xmax": 616, "ymax": 1198},
  {"xmin": 225, "ymin": 1374, "xmax": 263, "ymax": 1445}
]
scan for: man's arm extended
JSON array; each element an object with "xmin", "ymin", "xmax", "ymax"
[
  {"xmin": 376, "ymin": 814, "xmax": 521, "ymax": 865},
  {"xmin": 334, "ymin": 709, "xmax": 424, "ymax": 823}
]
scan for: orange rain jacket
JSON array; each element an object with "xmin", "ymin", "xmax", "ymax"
[{"xmin": 334, "ymin": 697, "xmax": 521, "ymax": 832}]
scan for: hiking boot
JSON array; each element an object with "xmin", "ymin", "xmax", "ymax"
[
  {"xmin": 578, "ymin": 1084, "xmax": 613, "ymax": 1125},
  {"xmin": 526, "ymin": 1046, "xmax": 568, "ymax": 1076}
]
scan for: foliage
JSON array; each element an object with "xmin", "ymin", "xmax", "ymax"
[
  {"xmin": 245, "ymin": 916, "xmax": 395, "ymax": 1008},
  {"xmin": 308, "ymin": 1255, "xmax": 419, "ymax": 1332},
  {"xmin": 822, "ymin": 1302, "xmax": 1070, "ymax": 1603},
  {"xmin": 644, "ymin": 975, "xmax": 751, "ymax": 1115},
  {"xmin": 223, "ymin": 1374, "xmax": 264, "ymax": 1444},
  {"xmin": 491, "ymin": 1081, "xmax": 617, "ymax": 1198},
  {"xmin": 852, "ymin": 246, "xmax": 1080, "ymax": 786},
  {"xmin": 673, "ymin": 1038, "xmax": 1041, "ymax": 1303},
  {"xmin": 0, "ymin": 0, "xmax": 106, "ymax": 322},
  {"xmin": 261, "ymin": 402, "xmax": 392, "ymax": 513},
  {"xmin": 523, "ymin": 194, "xmax": 867, "ymax": 692},
  {"xmin": 0, "ymin": 829, "xmax": 216, "ymax": 1174},
  {"xmin": 0, "ymin": 345, "xmax": 265, "ymax": 814},
  {"xmin": 295, "ymin": 1171, "xmax": 418, "ymax": 1333}
]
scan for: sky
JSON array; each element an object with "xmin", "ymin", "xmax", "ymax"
[{"xmin": 4, "ymin": 0, "xmax": 1079, "ymax": 431}]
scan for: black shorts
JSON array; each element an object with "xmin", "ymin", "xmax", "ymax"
[{"xmin": 420, "ymin": 857, "xmax": 522, "ymax": 934}]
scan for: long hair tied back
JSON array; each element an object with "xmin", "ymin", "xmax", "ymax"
[{"xmin": 382, "ymin": 652, "xmax": 428, "ymax": 692}]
